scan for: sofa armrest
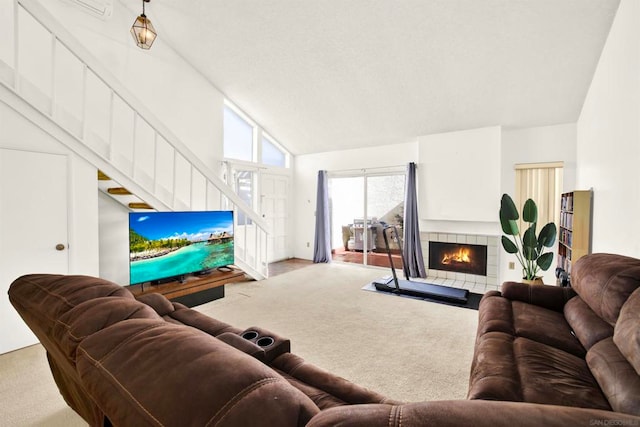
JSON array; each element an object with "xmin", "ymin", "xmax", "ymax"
[
  {"xmin": 501, "ymin": 281, "xmax": 576, "ymax": 312},
  {"xmin": 306, "ymin": 400, "xmax": 640, "ymax": 427}
]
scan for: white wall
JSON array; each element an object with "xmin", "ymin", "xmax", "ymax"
[
  {"xmin": 98, "ymin": 192, "xmax": 130, "ymax": 285},
  {"xmin": 418, "ymin": 126, "xmax": 501, "ymax": 226},
  {"xmin": 293, "ymin": 141, "xmax": 418, "ymax": 260},
  {"xmin": 577, "ymin": 0, "xmax": 640, "ymax": 257}
]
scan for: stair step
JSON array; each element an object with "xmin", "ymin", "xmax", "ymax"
[
  {"xmin": 129, "ymin": 202, "xmax": 154, "ymax": 210},
  {"xmin": 107, "ymin": 187, "xmax": 132, "ymax": 195},
  {"xmin": 97, "ymin": 170, "xmax": 110, "ymax": 181}
]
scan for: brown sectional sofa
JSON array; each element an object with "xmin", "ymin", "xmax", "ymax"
[
  {"xmin": 469, "ymin": 253, "xmax": 640, "ymax": 415},
  {"xmin": 8, "ymin": 253, "xmax": 640, "ymax": 426}
]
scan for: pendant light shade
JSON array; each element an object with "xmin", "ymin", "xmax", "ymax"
[{"xmin": 131, "ymin": 0, "xmax": 156, "ymax": 49}]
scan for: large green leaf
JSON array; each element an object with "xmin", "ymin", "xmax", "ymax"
[
  {"xmin": 500, "ymin": 194, "xmax": 519, "ymax": 220},
  {"xmin": 500, "ymin": 210, "xmax": 519, "ymax": 236},
  {"xmin": 501, "ymin": 236, "xmax": 518, "ymax": 254},
  {"xmin": 522, "ymin": 199, "xmax": 538, "ymax": 223},
  {"xmin": 537, "ymin": 252, "xmax": 554, "ymax": 271},
  {"xmin": 538, "ymin": 223, "xmax": 557, "ymax": 248},
  {"xmin": 523, "ymin": 224, "xmax": 537, "ymax": 248}
]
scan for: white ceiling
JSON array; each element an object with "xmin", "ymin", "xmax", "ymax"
[{"xmin": 142, "ymin": 1, "xmax": 620, "ymax": 155}]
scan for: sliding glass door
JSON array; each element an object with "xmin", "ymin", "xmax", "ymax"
[
  {"xmin": 329, "ymin": 176, "xmax": 365, "ymax": 265},
  {"xmin": 366, "ymin": 174, "xmax": 405, "ymax": 268},
  {"xmin": 329, "ymin": 169, "xmax": 405, "ymax": 268}
]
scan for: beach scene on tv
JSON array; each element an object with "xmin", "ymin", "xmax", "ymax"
[{"xmin": 129, "ymin": 211, "xmax": 234, "ymax": 285}]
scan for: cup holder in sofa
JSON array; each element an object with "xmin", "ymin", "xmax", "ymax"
[
  {"xmin": 241, "ymin": 330, "xmax": 259, "ymax": 340},
  {"xmin": 256, "ymin": 337, "xmax": 275, "ymax": 348},
  {"xmin": 240, "ymin": 327, "xmax": 290, "ymax": 363}
]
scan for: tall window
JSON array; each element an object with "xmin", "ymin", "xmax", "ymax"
[
  {"xmin": 223, "ymin": 105, "xmax": 255, "ymax": 162},
  {"xmin": 261, "ymin": 133, "xmax": 287, "ymax": 167},
  {"xmin": 515, "ymin": 162, "xmax": 564, "ymax": 228},
  {"xmin": 223, "ymin": 101, "xmax": 290, "ymax": 168}
]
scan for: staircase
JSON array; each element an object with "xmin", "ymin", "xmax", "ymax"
[
  {"xmin": 98, "ymin": 170, "xmax": 154, "ymax": 210},
  {"xmin": 0, "ymin": 0, "xmax": 269, "ymax": 280}
]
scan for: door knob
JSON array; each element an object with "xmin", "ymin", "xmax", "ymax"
[{"xmin": 55, "ymin": 244, "xmax": 66, "ymax": 251}]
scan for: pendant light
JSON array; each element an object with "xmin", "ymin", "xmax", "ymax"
[{"xmin": 130, "ymin": 0, "xmax": 157, "ymax": 50}]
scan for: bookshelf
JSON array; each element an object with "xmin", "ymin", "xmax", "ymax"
[{"xmin": 557, "ymin": 190, "xmax": 593, "ymax": 277}]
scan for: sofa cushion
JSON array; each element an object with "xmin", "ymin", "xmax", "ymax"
[
  {"xmin": 52, "ymin": 297, "xmax": 160, "ymax": 363},
  {"xmin": 76, "ymin": 319, "xmax": 320, "ymax": 426},
  {"xmin": 514, "ymin": 337, "xmax": 610, "ymax": 410},
  {"xmin": 468, "ymin": 333, "xmax": 611, "ymax": 411},
  {"xmin": 135, "ymin": 292, "xmax": 176, "ymax": 316},
  {"xmin": 571, "ymin": 253, "xmax": 640, "ymax": 326},
  {"xmin": 272, "ymin": 353, "xmax": 394, "ymax": 408},
  {"xmin": 587, "ymin": 337, "xmax": 640, "ymax": 416},
  {"xmin": 511, "ymin": 301, "xmax": 585, "ymax": 358},
  {"xmin": 614, "ymin": 287, "xmax": 640, "ymax": 375},
  {"xmin": 475, "ymin": 292, "xmax": 514, "ymax": 336},
  {"xmin": 467, "ymin": 331, "xmax": 522, "ymax": 401},
  {"xmin": 564, "ymin": 296, "xmax": 614, "ymax": 351},
  {"xmin": 501, "ymin": 281, "xmax": 576, "ymax": 313},
  {"xmin": 474, "ymin": 293, "xmax": 584, "ymax": 357}
]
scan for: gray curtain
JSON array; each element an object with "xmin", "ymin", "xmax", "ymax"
[
  {"xmin": 403, "ymin": 162, "xmax": 426, "ymax": 277},
  {"xmin": 313, "ymin": 170, "xmax": 331, "ymax": 263}
]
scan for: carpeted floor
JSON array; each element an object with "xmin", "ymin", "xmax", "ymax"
[
  {"xmin": 0, "ymin": 262, "xmax": 479, "ymax": 425},
  {"xmin": 197, "ymin": 262, "xmax": 479, "ymax": 403}
]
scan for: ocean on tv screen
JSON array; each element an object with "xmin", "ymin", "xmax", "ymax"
[{"xmin": 129, "ymin": 211, "xmax": 234, "ymax": 284}]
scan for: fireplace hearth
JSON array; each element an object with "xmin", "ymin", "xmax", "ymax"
[{"xmin": 429, "ymin": 241, "xmax": 488, "ymax": 276}]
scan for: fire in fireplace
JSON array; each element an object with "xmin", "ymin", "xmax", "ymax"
[{"xmin": 429, "ymin": 242, "xmax": 488, "ymax": 276}]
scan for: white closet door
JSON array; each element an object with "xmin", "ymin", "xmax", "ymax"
[{"xmin": 0, "ymin": 149, "xmax": 69, "ymax": 353}]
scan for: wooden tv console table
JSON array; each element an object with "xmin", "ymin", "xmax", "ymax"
[{"xmin": 128, "ymin": 267, "xmax": 247, "ymax": 307}]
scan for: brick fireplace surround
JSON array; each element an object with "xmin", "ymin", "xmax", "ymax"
[{"xmin": 419, "ymin": 232, "xmax": 499, "ymax": 294}]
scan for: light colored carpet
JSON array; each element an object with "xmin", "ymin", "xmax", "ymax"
[
  {"xmin": 0, "ymin": 344, "xmax": 85, "ymax": 426},
  {"xmin": 196, "ymin": 262, "xmax": 479, "ymax": 403},
  {"xmin": 0, "ymin": 262, "xmax": 478, "ymax": 426}
]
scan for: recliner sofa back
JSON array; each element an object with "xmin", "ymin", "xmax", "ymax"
[
  {"xmin": 565, "ymin": 253, "xmax": 640, "ymax": 415},
  {"xmin": 9, "ymin": 274, "xmax": 320, "ymax": 426}
]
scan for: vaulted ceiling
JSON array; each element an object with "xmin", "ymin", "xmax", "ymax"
[{"xmin": 132, "ymin": 1, "xmax": 620, "ymax": 155}]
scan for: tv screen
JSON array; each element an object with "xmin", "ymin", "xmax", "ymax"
[{"xmin": 129, "ymin": 210, "xmax": 234, "ymax": 285}]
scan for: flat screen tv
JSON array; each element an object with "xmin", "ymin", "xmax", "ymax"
[{"xmin": 129, "ymin": 210, "xmax": 234, "ymax": 285}]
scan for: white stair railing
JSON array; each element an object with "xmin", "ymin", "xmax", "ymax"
[{"xmin": 0, "ymin": 0, "xmax": 269, "ymax": 279}]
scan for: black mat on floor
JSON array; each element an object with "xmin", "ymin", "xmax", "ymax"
[{"xmin": 362, "ymin": 282, "xmax": 483, "ymax": 310}]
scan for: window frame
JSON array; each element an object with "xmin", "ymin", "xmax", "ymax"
[
  {"xmin": 223, "ymin": 102, "xmax": 257, "ymax": 163},
  {"xmin": 260, "ymin": 132, "xmax": 289, "ymax": 168}
]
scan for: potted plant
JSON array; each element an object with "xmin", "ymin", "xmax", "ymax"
[{"xmin": 499, "ymin": 193, "xmax": 557, "ymax": 284}]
